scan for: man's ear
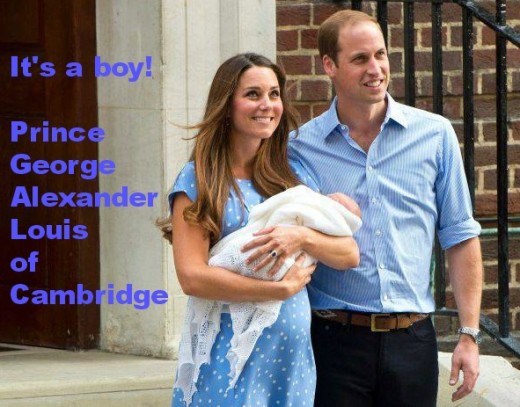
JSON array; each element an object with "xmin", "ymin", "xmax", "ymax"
[{"xmin": 322, "ymin": 55, "xmax": 336, "ymax": 78}]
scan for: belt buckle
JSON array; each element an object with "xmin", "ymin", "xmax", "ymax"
[{"xmin": 371, "ymin": 313, "xmax": 391, "ymax": 332}]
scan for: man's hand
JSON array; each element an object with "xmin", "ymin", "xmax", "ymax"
[{"xmin": 449, "ymin": 335, "xmax": 480, "ymax": 401}]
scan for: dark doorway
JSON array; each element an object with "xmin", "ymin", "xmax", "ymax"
[{"xmin": 0, "ymin": 0, "xmax": 99, "ymax": 349}]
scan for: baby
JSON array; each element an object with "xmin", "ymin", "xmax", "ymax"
[{"xmin": 210, "ymin": 185, "xmax": 362, "ymax": 280}]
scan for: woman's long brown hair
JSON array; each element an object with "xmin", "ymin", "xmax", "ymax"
[{"xmin": 159, "ymin": 53, "xmax": 300, "ymax": 245}]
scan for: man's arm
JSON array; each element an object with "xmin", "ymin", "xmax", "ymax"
[{"xmin": 446, "ymin": 236, "xmax": 483, "ymax": 401}]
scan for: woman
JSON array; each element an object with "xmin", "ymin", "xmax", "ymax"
[{"xmin": 166, "ymin": 53, "xmax": 359, "ymax": 406}]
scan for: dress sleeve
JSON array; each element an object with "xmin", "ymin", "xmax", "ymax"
[
  {"xmin": 289, "ymin": 159, "xmax": 320, "ymax": 192},
  {"xmin": 168, "ymin": 161, "xmax": 198, "ymax": 211}
]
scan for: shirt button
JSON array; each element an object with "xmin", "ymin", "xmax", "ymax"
[
  {"xmin": 375, "ymin": 230, "xmax": 381, "ymax": 236},
  {"xmin": 368, "ymin": 165, "xmax": 374, "ymax": 171},
  {"xmin": 371, "ymin": 198, "xmax": 377, "ymax": 204},
  {"xmin": 341, "ymin": 125, "xmax": 347, "ymax": 130},
  {"xmin": 379, "ymin": 263, "xmax": 385, "ymax": 269},
  {"xmin": 384, "ymin": 294, "xmax": 389, "ymax": 301}
]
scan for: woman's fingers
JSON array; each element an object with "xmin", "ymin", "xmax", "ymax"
[
  {"xmin": 252, "ymin": 226, "xmax": 275, "ymax": 236},
  {"xmin": 294, "ymin": 252, "xmax": 307, "ymax": 265},
  {"xmin": 241, "ymin": 234, "xmax": 272, "ymax": 253},
  {"xmin": 252, "ymin": 250, "xmax": 279, "ymax": 272}
]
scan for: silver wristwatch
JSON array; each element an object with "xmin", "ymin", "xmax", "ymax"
[{"xmin": 457, "ymin": 327, "xmax": 482, "ymax": 345}]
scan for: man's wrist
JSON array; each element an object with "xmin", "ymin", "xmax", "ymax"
[{"xmin": 458, "ymin": 327, "xmax": 482, "ymax": 345}]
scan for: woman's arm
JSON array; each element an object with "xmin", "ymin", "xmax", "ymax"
[
  {"xmin": 242, "ymin": 226, "xmax": 360, "ymax": 273},
  {"xmin": 172, "ymin": 193, "xmax": 315, "ymax": 301}
]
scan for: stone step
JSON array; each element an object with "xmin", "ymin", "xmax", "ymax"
[{"xmin": 0, "ymin": 345, "xmax": 175, "ymax": 407}]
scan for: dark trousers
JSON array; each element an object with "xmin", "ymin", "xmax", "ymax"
[{"xmin": 311, "ymin": 314, "xmax": 438, "ymax": 407}]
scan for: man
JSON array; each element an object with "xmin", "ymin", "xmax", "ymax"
[{"xmin": 289, "ymin": 10, "xmax": 483, "ymax": 407}]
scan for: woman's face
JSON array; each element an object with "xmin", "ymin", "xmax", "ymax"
[{"xmin": 229, "ymin": 66, "xmax": 283, "ymax": 146}]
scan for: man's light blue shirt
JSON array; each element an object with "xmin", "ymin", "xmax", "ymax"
[{"xmin": 289, "ymin": 95, "xmax": 481, "ymax": 313}]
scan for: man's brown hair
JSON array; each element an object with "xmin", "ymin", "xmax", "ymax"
[{"xmin": 318, "ymin": 10, "xmax": 382, "ymax": 65}]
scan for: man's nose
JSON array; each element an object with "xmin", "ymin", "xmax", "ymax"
[{"xmin": 366, "ymin": 57, "xmax": 381, "ymax": 74}]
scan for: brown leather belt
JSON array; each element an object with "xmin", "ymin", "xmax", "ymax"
[{"xmin": 312, "ymin": 310, "xmax": 429, "ymax": 332}]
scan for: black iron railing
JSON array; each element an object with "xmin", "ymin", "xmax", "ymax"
[{"xmin": 332, "ymin": 0, "xmax": 520, "ymax": 357}]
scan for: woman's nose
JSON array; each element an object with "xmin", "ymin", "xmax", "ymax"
[{"xmin": 259, "ymin": 95, "xmax": 272, "ymax": 110}]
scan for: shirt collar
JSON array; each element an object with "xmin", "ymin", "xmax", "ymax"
[
  {"xmin": 320, "ymin": 98, "xmax": 342, "ymax": 140},
  {"xmin": 385, "ymin": 93, "xmax": 408, "ymax": 129},
  {"xmin": 321, "ymin": 93, "xmax": 408, "ymax": 139}
]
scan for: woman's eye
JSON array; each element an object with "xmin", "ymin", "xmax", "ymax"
[
  {"xmin": 270, "ymin": 90, "xmax": 280, "ymax": 97},
  {"xmin": 246, "ymin": 91, "xmax": 258, "ymax": 98}
]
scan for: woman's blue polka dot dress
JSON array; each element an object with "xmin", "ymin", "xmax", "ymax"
[{"xmin": 170, "ymin": 161, "xmax": 317, "ymax": 406}]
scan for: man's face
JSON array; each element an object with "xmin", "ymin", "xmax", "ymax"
[{"xmin": 323, "ymin": 21, "xmax": 390, "ymax": 107}]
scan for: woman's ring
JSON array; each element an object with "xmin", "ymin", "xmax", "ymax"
[{"xmin": 270, "ymin": 250, "xmax": 277, "ymax": 258}]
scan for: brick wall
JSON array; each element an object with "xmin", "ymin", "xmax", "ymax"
[{"xmin": 276, "ymin": 0, "xmax": 520, "ymax": 337}]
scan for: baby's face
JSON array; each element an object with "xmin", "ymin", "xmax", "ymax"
[{"xmin": 327, "ymin": 193, "xmax": 362, "ymax": 218}]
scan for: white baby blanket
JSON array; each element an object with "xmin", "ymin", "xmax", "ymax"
[{"xmin": 175, "ymin": 185, "xmax": 362, "ymax": 404}]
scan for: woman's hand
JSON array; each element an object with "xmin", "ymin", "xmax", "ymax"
[
  {"xmin": 241, "ymin": 225, "xmax": 309, "ymax": 277},
  {"xmin": 277, "ymin": 253, "xmax": 316, "ymax": 299}
]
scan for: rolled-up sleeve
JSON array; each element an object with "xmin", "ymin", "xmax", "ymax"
[{"xmin": 435, "ymin": 124, "xmax": 481, "ymax": 250}]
